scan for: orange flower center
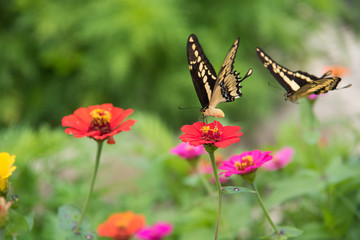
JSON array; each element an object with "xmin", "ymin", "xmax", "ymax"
[
  {"xmin": 89, "ymin": 109, "xmax": 112, "ymax": 134},
  {"xmin": 200, "ymin": 125, "xmax": 222, "ymax": 142},
  {"xmin": 234, "ymin": 155, "xmax": 253, "ymax": 171}
]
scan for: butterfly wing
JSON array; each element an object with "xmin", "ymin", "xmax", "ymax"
[
  {"xmin": 256, "ymin": 48, "xmax": 322, "ymax": 93},
  {"xmin": 288, "ymin": 77, "xmax": 341, "ymax": 100},
  {"xmin": 208, "ymin": 38, "xmax": 253, "ymax": 108},
  {"xmin": 187, "ymin": 34, "xmax": 217, "ymax": 110}
]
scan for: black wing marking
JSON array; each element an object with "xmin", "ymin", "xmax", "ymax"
[
  {"xmin": 187, "ymin": 34, "xmax": 217, "ymax": 109},
  {"xmin": 208, "ymin": 39, "xmax": 253, "ymax": 108},
  {"xmin": 256, "ymin": 47, "xmax": 321, "ymax": 93}
]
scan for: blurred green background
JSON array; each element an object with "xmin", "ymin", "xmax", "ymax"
[
  {"xmin": 1, "ymin": 0, "xmax": 359, "ymax": 131},
  {"xmin": 1, "ymin": 1, "xmax": 360, "ymax": 239}
]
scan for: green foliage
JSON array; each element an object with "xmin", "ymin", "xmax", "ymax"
[
  {"xmin": 1, "ymin": 0, "xmax": 358, "ymax": 131},
  {"xmin": 1, "ymin": 1, "xmax": 360, "ymax": 239}
]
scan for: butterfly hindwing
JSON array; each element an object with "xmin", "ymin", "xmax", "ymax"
[{"xmin": 187, "ymin": 34, "xmax": 217, "ymax": 109}]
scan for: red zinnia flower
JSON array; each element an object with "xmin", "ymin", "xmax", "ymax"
[
  {"xmin": 61, "ymin": 103, "xmax": 136, "ymax": 144},
  {"xmin": 179, "ymin": 121, "xmax": 242, "ymax": 148},
  {"xmin": 219, "ymin": 150, "xmax": 273, "ymax": 177},
  {"xmin": 97, "ymin": 211, "xmax": 146, "ymax": 240}
]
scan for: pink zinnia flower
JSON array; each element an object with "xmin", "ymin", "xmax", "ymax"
[
  {"xmin": 135, "ymin": 222, "xmax": 173, "ymax": 240},
  {"xmin": 219, "ymin": 150, "xmax": 273, "ymax": 177},
  {"xmin": 170, "ymin": 143, "xmax": 205, "ymax": 160},
  {"xmin": 179, "ymin": 121, "xmax": 242, "ymax": 148},
  {"xmin": 262, "ymin": 147, "xmax": 294, "ymax": 171}
]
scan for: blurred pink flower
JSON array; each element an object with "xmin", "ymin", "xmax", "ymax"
[
  {"xmin": 197, "ymin": 156, "xmax": 228, "ymax": 183},
  {"xmin": 170, "ymin": 142, "xmax": 205, "ymax": 160},
  {"xmin": 135, "ymin": 222, "xmax": 173, "ymax": 240},
  {"xmin": 308, "ymin": 93, "xmax": 327, "ymax": 101},
  {"xmin": 262, "ymin": 147, "xmax": 294, "ymax": 171},
  {"xmin": 219, "ymin": 150, "xmax": 273, "ymax": 177}
]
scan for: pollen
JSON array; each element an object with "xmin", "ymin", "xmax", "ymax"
[
  {"xmin": 200, "ymin": 126, "xmax": 222, "ymax": 142},
  {"xmin": 234, "ymin": 155, "xmax": 254, "ymax": 171},
  {"xmin": 89, "ymin": 109, "xmax": 112, "ymax": 134}
]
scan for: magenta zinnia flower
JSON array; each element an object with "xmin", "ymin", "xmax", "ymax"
[
  {"xmin": 135, "ymin": 222, "xmax": 173, "ymax": 240},
  {"xmin": 170, "ymin": 143, "xmax": 206, "ymax": 160},
  {"xmin": 179, "ymin": 121, "xmax": 242, "ymax": 148},
  {"xmin": 219, "ymin": 150, "xmax": 273, "ymax": 177},
  {"xmin": 262, "ymin": 147, "xmax": 294, "ymax": 171}
]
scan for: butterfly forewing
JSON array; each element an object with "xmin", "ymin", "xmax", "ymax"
[
  {"xmin": 209, "ymin": 39, "xmax": 252, "ymax": 108},
  {"xmin": 187, "ymin": 34, "xmax": 217, "ymax": 109},
  {"xmin": 217, "ymin": 38, "xmax": 239, "ymax": 86}
]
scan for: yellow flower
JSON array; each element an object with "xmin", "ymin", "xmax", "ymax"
[{"xmin": 0, "ymin": 153, "xmax": 17, "ymax": 195}]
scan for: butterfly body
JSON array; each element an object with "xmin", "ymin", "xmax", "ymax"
[
  {"xmin": 187, "ymin": 34, "xmax": 252, "ymax": 117},
  {"xmin": 256, "ymin": 47, "xmax": 349, "ymax": 102}
]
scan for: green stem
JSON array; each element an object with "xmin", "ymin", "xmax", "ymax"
[
  {"xmin": 208, "ymin": 151, "xmax": 222, "ymax": 240},
  {"xmin": 74, "ymin": 140, "xmax": 103, "ymax": 233},
  {"xmin": 0, "ymin": 228, "xmax": 5, "ymax": 240},
  {"xmin": 251, "ymin": 182, "xmax": 279, "ymax": 234},
  {"xmin": 194, "ymin": 165, "xmax": 214, "ymax": 196}
]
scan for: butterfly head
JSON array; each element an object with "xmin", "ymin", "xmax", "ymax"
[
  {"xmin": 284, "ymin": 92, "xmax": 297, "ymax": 103},
  {"xmin": 201, "ymin": 107, "xmax": 225, "ymax": 118}
]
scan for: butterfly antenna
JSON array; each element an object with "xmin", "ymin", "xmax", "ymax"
[
  {"xmin": 336, "ymin": 83, "xmax": 352, "ymax": 90},
  {"xmin": 178, "ymin": 106, "xmax": 199, "ymax": 111},
  {"xmin": 267, "ymin": 81, "xmax": 283, "ymax": 92},
  {"xmin": 238, "ymin": 68, "xmax": 253, "ymax": 83}
]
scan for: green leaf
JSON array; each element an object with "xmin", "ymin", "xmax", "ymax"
[
  {"xmin": 261, "ymin": 226, "xmax": 303, "ymax": 239},
  {"xmin": 6, "ymin": 209, "xmax": 29, "ymax": 236},
  {"xmin": 66, "ymin": 231, "xmax": 97, "ymax": 240},
  {"xmin": 221, "ymin": 186, "xmax": 255, "ymax": 194},
  {"xmin": 58, "ymin": 205, "xmax": 90, "ymax": 232},
  {"xmin": 265, "ymin": 170, "xmax": 325, "ymax": 206},
  {"xmin": 24, "ymin": 212, "xmax": 34, "ymax": 231},
  {"xmin": 278, "ymin": 226, "xmax": 303, "ymax": 237}
]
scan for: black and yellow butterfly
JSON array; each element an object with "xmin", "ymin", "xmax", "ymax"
[
  {"xmin": 187, "ymin": 34, "xmax": 253, "ymax": 118},
  {"xmin": 256, "ymin": 47, "xmax": 351, "ymax": 102}
]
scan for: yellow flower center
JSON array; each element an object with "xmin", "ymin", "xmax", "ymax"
[
  {"xmin": 200, "ymin": 126, "xmax": 221, "ymax": 142},
  {"xmin": 89, "ymin": 109, "xmax": 112, "ymax": 134},
  {"xmin": 234, "ymin": 155, "xmax": 254, "ymax": 171}
]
